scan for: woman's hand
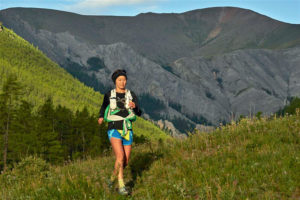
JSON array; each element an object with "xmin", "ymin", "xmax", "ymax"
[
  {"xmin": 98, "ymin": 117, "xmax": 104, "ymax": 125},
  {"xmin": 129, "ymin": 101, "xmax": 136, "ymax": 109}
]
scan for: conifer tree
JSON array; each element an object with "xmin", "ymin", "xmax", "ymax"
[
  {"xmin": 0, "ymin": 74, "xmax": 23, "ymax": 173},
  {"xmin": 73, "ymin": 107, "xmax": 90, "ymax": 158},
  {"xmin": 54, "ymin": 104, "xmax": 73, "ymax": 159},
  {"xmin": 13, "ymin": 100, "xmax": 35, "ymax": 158},
  {"xmin": 36, "ymin": 97, "xmax": 63, "ymax": 164}
]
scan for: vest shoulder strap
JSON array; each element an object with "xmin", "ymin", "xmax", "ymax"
[
  {"xmin": 125, "ymin": 89, "xmax": 133, "ymax": 110},
  {"xmin": 110, "ymin": 89, "xmax": 117, "ymax": 110}
]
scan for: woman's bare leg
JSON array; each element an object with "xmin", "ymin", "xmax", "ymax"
[
  {"xmin": 123, "ymin": 145, "xmax": 132, "ymax": 168},
  {"xmin": 110, "ymin": 138, "xmax": 125, "ymax": 179}
]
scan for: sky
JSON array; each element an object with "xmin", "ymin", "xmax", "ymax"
[{"xmin": 0, "ymin": 0, "xmax": 299, "ymax": 24}]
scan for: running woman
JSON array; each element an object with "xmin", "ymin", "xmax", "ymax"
[{"xmin": 98, "ymin": 69, "xmax": 142, "ymax": 195}]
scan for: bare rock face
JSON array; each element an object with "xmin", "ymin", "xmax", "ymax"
[
  {"xmin": 170, "ymin": 48, "xmax": 298, "ymax": 120},
  {"xmin": 157, "ymin": 119, "xmax": 164, "ymax": 130},
  {"xmin": 154, "ymin": 119, "xmax": 186, "ymax": 138},
  {"xmin": 283, "ymin": 47, "xmax": 300, "ymax": 97},
  {"xmin": 195, "ymin": 124, "xmax": 215, "ymax": 133},
  {"xmin": 1, "ymin": 7, "xmax": 300, "ymax": 135},
  {"xmin": 142, "ymin": 113, "xmax": 151, "ymax": 120},
  {"xmin": 163, "ymin": 120, "xmax": 180, "ymax": 137}
]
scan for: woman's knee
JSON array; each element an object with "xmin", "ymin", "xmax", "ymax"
[{"xmin": 116, "ymin": 154, "xmax": 125, "ymax": 164}]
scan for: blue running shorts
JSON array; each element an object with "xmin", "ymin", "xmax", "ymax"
[{"xmin": 107, "ymin": 129, "xmax": 133, "ymax": 146}]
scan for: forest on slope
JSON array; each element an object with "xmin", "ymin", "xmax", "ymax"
[{"xmin": 0, "ymin": 25, "xmax": 169, "ymax": 172}]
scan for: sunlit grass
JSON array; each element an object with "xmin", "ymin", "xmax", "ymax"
[{"xmin": 1, "ymin": 110, "xmax": 299, "ymax": 199}]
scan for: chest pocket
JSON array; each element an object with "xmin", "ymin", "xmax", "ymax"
[{"xmin": 116, "ymin": 96, "xmax": 126, "ymax": 110}]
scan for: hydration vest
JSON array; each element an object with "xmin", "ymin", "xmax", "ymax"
[{"xmin": 104, "ymin": 89, "xmax": 136, "ymax": 137}]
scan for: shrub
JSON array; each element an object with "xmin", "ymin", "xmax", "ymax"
[{"xmin": 10, "ymin": 156, "xmax": 50, "ymax": 179}]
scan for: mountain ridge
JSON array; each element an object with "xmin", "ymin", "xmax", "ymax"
[
  {"xmin": 1, "ymin": 7, "xmax": 300, "ymax": 134},
  {"xmin": 1, "ymin": 7, "xmax": 299, "ymax": 64},
  {"xmin": 4, "ymin": 6, "xmax": 299, "ymax": 26}
]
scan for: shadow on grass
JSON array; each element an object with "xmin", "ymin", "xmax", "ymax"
[{"xmin": 126, "ymin": 150, "xmax": 163, "ymax": 190}]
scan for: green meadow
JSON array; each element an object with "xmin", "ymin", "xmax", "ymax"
[{"xmin": 1, "ymin": 111, "xmax": 299, "ymax": 199}]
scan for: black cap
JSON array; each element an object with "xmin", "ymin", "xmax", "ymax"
[{"xmin": 111, "ymin": 69, "xmax": 127, "ymax": 84}]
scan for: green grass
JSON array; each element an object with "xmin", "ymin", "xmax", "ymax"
[
  {"xmin": 1, "ymin": 111, "xmax": 299, "ymax": 199},
  {"xmin": 0, "ymin": 26, "xmax": 169, "ymax": 141}
]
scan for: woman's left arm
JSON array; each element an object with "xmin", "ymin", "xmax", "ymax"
[{"xmin": 131, "ymin": 91, "xmax": 142, "ymax": 116}]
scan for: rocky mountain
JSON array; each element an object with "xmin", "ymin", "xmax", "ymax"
[{"xmin": 1, "ymin": 7, "xmax": 300, "ymax": 134}]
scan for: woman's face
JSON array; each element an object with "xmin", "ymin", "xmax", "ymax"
[{"xmin": 115, "ymin": 75, "xmax": 127, "ymax": 90}]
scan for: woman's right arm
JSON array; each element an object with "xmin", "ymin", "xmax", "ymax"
[{"xmin": 98, "ymin": 92, "xmax": 109, "ymax": 119}]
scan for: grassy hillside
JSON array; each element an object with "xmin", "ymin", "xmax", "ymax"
[
  {"xmin": 1, "ymin": 111, "xmax": 299, "ymax": 199},
  {"xmin": 0, "ymin": 26, "xmax": 169, "ymax": 140}
]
